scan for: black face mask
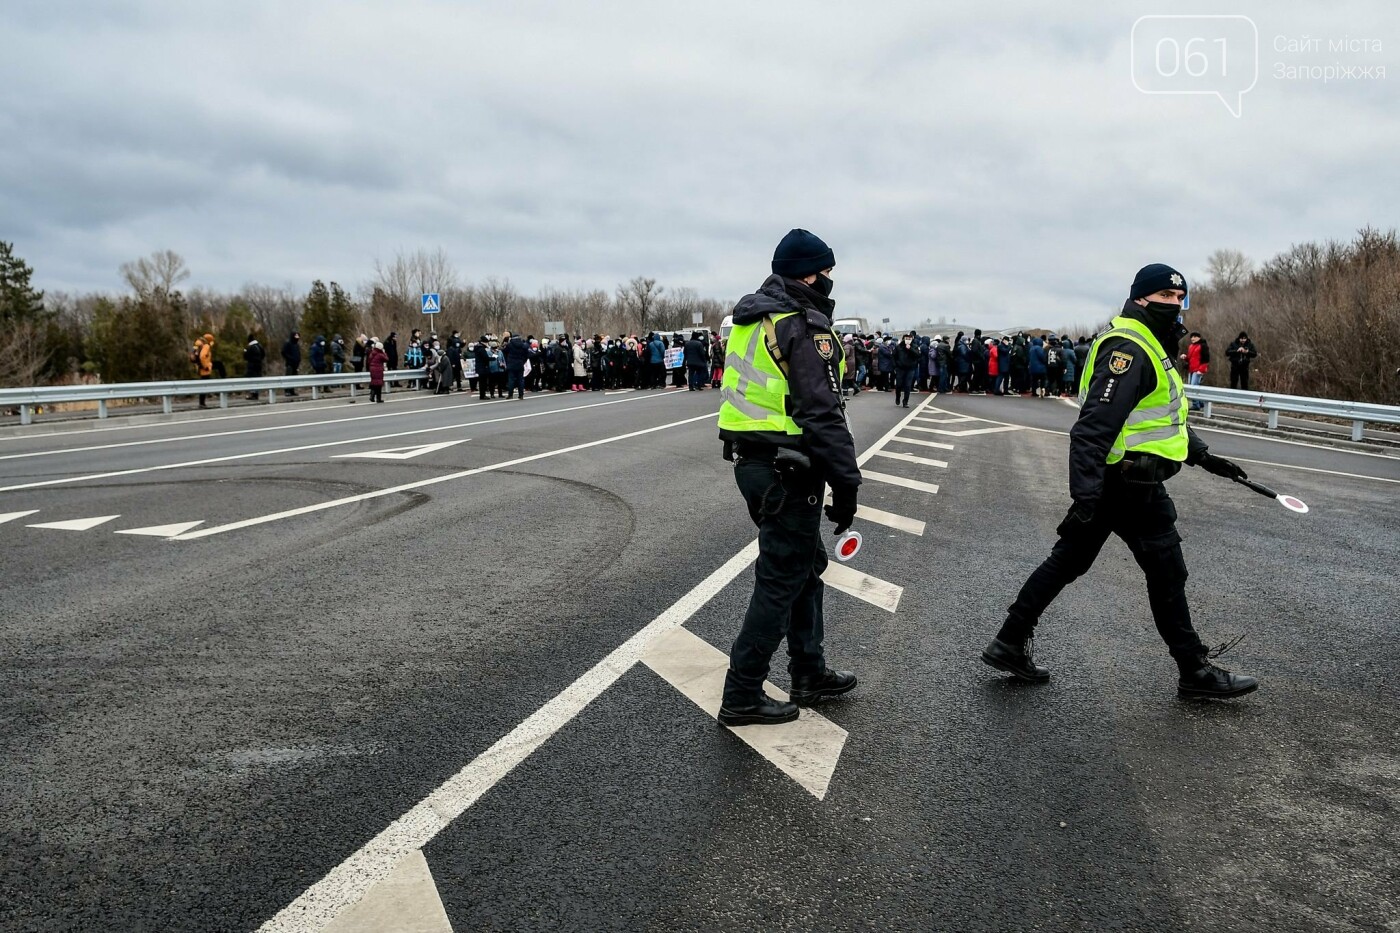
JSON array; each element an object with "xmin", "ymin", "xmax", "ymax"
[
  {"xmin": 809, "ymin": 273, "xmax": 834, "ymax": 298},
  {"xmin": 1138, "ymin": 299, "xmax": 1186, "ymax": 335}
]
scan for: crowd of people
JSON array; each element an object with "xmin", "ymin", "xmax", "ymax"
[{"xmin": 227, "ymin": 324, "xmax": 1262, "ymax": 406}]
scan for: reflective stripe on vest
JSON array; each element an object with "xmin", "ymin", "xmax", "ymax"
[
  {"xmin": 1077, "ymin": 315, "xmax": 1189, "ymax": 463},
  {"xmin": 718, "ymin": 312, "xmax": 801, "ymax": 435}
]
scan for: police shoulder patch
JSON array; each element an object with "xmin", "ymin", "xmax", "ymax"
[
  {"xmin": 1107, "ymin": 349, "xmax": 1134, "ymax": 375},
  {"xmin": 813, "ymin": 333, "xmax": 835, "ymax": 361}
]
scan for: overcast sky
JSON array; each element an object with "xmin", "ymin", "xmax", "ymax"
[{"xmin": 3, "ymin": 0, "xmax": 1396, "ymax": 331}]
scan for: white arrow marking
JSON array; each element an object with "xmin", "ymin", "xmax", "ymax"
[
  {"xmin": 322, "ymin": 850, "xmax": 453, "ymax": 933},
  {"xmin": 0, "ymin": 510, "xmax": 40, "ymax": 525},
  {"xmin": 115, "ymin": 521, "xmax": 206, "ymax": 538},
  {"xmin": 331, "ymin": 439, "xmax": 469, "ymax": 460},
  {"xmin": 27, "ymin": 515, "xmax": 121, "ymax": 531},
  {"xmin": 641, "ymin": 626, "xmax": 848, "ymax": 800},
  {"xmin": 821, "ymin": 562, "xmax": 903, "ymax": 613}
]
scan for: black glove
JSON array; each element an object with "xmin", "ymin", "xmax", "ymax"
[
  {"xmin": 825, "ymin": 485, "xmax": 858, "ymax": 535},
  {"xmin": 1196, "ymin": 453, "xmax": 1248, "ymax": 481},
  {"xmin": 1055, "ymin": 500, "xmax": 1096, "ymax": 537}
]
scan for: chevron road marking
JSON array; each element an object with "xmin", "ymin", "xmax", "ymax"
[
  {"xmin": 330, "ymin": 439, "xmax": 468, "ymax": 460},
  {"xmin": 889, "ymin": 436, "xmax": 956, "ymax": 451},
  {"xmin": 641, "ymin": 626, "xmax": 849, "ymax": 800},
  {"xmin": 913, "ymin": 414, "xmax": 975, "ymax": 424},
  {"xmin": 321, "ymin": 851, "xmax": 452, "ymax": 933},
  {"xmin": 906, "ymin": 424, "xmax": 1022, "ymax": 438},
  {"xmin": 872, "ymin": 449, "xmax": 948, "ymax": 469},
  {"xmin": 0, "ymin": 510, "xmax": 40, "ymax": 525},
  {"xmin": 861, "ymin": 470, "xmax": 940, "ymax": 495},
  {"xmin": 821, "ymin": 562, "xmax": 903, "ymax": 612}
]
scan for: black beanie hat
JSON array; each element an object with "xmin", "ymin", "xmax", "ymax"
[
  {"xmin": 772, "ymin": 228, "xmax": 835, "ymax": 279},
  {"xmin": 1129, "ymin": 263, "xmax": 1188, "ymax": 300}
]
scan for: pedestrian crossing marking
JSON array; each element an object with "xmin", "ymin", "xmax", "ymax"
[
  {"xmin": 0, "ymin": 510, "xmax": 40, "ymax": 525},
  {"xmin": 322, "ymin": 850, "xmax": 453, "ymax": 933},
  {"xmin": 822, "ymin": 561, "xmax": 903, "ymax": 613},
  {"xmin": 872, "ymin": 449, "xmax": 948, "ymax": 469},
  {"xmin": 26, "ymin": 514, "xmax": 120, "ymax": 531},
  {"xmin": 115, "ymin": 521, "xmax": 206, "ymax": 538},
  {"xmin": 861, "ymin": 470, "xmax": 940, "ymax": 495},
  {"xmin": 641, "ymin": 626, "xmax": 848, "ymax": 800},
  {"xmin": 914, "ymin": 414, "xmax": 975, "ymax": 424}
]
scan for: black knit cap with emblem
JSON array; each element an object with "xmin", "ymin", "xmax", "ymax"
[{"xmin": 1129, "ymin": 263, "xmax": 1188, "ymax": 300}]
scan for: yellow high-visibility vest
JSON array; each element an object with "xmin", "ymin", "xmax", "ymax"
[{"xmin": 1078, "ymin": 315, "xmax": 1189, "ymax": 463}]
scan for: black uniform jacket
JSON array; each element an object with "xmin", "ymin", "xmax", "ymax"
[
  {"xmin": 1069, "ymin": 301, "xmax": 1209, "ymax": 506},
  {"xmin": 719, "ymin": 274, "xmax": 861, "ymax": 490}
]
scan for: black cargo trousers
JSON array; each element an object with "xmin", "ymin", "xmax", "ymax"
[
  {"xmin": 723, "ymin": 457, "xmax": 828, "ymax": 705},
  {"xmin": 1003, "ymin": 472, "xmax": 1207, "ymax": 663}
]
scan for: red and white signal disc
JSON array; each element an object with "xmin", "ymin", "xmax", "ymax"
[{"xmin": 835, "ymin": 531, "xmax": 862, "ymax": 562}]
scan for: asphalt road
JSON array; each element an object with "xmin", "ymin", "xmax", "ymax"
[{"xmin": 1, "ymin": 384, "xmax": 1396, "ymax": 932}]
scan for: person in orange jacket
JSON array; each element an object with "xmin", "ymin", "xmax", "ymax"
[{"xmin": 195, "ymin": 333, "xmax": 215, "ymax": 408}]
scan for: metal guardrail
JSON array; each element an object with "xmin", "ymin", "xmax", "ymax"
[
  {"xmin": 0, "ymin": 369, "xmax": 431, "ymax": 425},
  {"xmin": 1187, "ymin": 385, "xmax": 1400, "ymax": 441}
]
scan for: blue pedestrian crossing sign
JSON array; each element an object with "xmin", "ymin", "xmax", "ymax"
[{"xmin": 421, "ymin": 293, "xmax": 441, "ymax": 314}]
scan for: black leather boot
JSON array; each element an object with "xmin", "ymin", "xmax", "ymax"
[
  {"xmin": 981, "ymin": 636, "xmax": 1050, "ymax": 682},
  {"xmin": 789, "ymin": 669, "xmax": 858, "ymax": 706},
  {"xmin": 718, "ymin": 693, "xmax": 799, "ymax": 726},
  {"xmin": 1177, "ymin": 637, "xmax": 1258, "ymax": 699}
]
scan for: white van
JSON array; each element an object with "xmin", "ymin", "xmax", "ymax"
[
  {"xmin": 833, "ymin": 317, "xmax": 870, "ymax": 336},
  {"xmin": 720, "ymin": 315, "xmax": 734, "ymax": 340}
]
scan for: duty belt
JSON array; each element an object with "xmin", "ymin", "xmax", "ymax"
[{"xmin": 731, "ymin": 443, "xmax": 813, "ymax": 472}]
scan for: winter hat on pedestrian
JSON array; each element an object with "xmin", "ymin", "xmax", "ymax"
[
  {"xmin": 772, "ymin": 228, "xmax": 835, "ymax": 279},
  {"xmin": 1130, "ymin": 263, "xmax": 1188, "ymax": 300}
]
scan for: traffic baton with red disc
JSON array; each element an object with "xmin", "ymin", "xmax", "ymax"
[
  {"xmin": 834, "ymin": 531, "xmax": 863, "ymax": 562},
  {"xmin": 1234, "ymin": 475, "xmax": 1309, "ymax": 513}
]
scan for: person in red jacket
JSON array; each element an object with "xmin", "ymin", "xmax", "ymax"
[
  {"xmin": 1180, "ymin": 332, "xmax": 1209, "ymax": 410},
  {"xmin": 986, "ymin": 338, "xmax": 1002, "ymax": 395},
  {"xmin": 367, "ymin": 339, "xmax": 389, "ymax": 403}
]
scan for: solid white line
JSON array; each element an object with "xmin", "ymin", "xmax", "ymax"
[
  {"xmin": 821, "ymin": 562, "xmax": 903, "ymax": 613},
  {"xmin": 872, "ymin": 449, "xmax": 948, "ymax": 469},
  {"xmin": 640, "ymin": 626, "xmax": 848, "ymax": 800},
  {"xmin": 1193, "ymin": 424, "xmax": 1400, "ymax": 460},
  {"xmin": 114, "ymin": 520, "xmax": 206, "ymax": 538},
  {"xmin": 889, "ymin": 436, "xmax": 956, "ymax": 451},
  {"xmin": 0, "ymin": 394, "xmax": 675, "ymax": 494},
  {"xmin": 255, "ymin": 540, "xmax": 762, "ymax": 933},
  {"xmin": 861, "ymin": 470, "xmax": 940, "ymax": 495},
  {"xmin": 177, "ymin": 413, "xmax": 716, "ymax": 539},
  {"xmin": 1230, "ymin": 458, "xmax": 1400, "ymax": 485},
  {"xmin": 0, "ymin": 389, "xmax": 674, "ymax": 461}
]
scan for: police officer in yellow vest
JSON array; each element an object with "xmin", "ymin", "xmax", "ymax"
[
  {"xmin": 982, "ymin": 264, "xmax": 1258, "ymax": 699},
  {"xmin": 716, "ymin": 229, "xmax": 862, "ymax": 726}
]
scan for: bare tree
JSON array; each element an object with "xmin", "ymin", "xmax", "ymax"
[
  {"xmin": 615, "ymin": 276, "xmax": 662, "ymax": 331},
  {"xmin": 120, "ymin": 250, "xmax": 189, "ymax": 299},
  {"xmin": 479, "ymin": 276, "xmax": 520, "ymax": 327},
  {"xmin": 0, "ymin": 320, "xmax": 50, "ymax": 387}
]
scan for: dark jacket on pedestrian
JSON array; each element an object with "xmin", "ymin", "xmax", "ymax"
[
  {"xmin": 504, "ymin": 336, "xmax": 530, "ymax": 370},
  {"xmin": 384, "ymin": 334, "xmax": 399, "ymax": 370},
  {"xmin": 1226, "ymin": 335, "xmax": 1257, "ymax": 367},
  {"xmin": 894, "ymin": 340, "xmax": 921, "ymax": 371},
  {"xmin": 244, "ymin": 338, "xmax": 265, "ymax": 377},
  {"xmin": 684, "ymin": 337, "xmax": 707, "ymax": 367},
  {"xmin": 1028, "ymin": 338, "xmax": 1047, "ymax": 375},
  {"xmin": 717, "ymin": 274, "xmax": 860, "ymax": 490},
  {"xmin": 282, "ymin": 335, "xmax": 302, "ymax": 371}
]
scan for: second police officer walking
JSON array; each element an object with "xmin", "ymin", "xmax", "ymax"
[
  {"xmin": 715, "ymin": 229, "xmax": 862, "ymax": 726},
  {"xmin": 982, "ymin": 263, "xmax": 1259, "ymax": 699}
]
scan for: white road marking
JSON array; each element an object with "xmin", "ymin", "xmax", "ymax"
[
  {"xmin": 0, "ymin": 390, "xmax": 677, "ymax": 462},
  {"xmin": 26, "ymin": 514, "xmax": 120, "ymax": 531},
  {"xmin": 902, "ymin": 424, "xmax": 969, "ymax": 438},
  {"xmin": 178, "ymin": 413, "xmax": 716, "ymax": 539},
  {"xmin": 321, "ymin": 850, "xmax": 452, "ymax": 933},
  {"xmin": 0, "ymin": 509, "xmax": 40, "ymax": 525},
  {"xmin": 823, "ymin": 499, "xmax": 925, "ymax": 535},
  {"xmin": 114, "ymin": 520, "xmax": 206, "ymax": 538},
  {"xmin": 330, "ymin": 440, "xmax": 468, "ymax": 461},
  {"xmin": 0, "ymin": 395, "xmax": 675, "ymax": 494},
  {"xmin": 872, "ymin": 449, "xmax": 948, "ymax": 469},
  {"xmin": 255, "ymin": 541, "xmax": 762, "ymax": 933},
  {"xmin": 909, "ymin": 425, "xmax": 1022, "ymax": 437},
  {"xmin": 641, "ymin": 626, "xmax": 848, "ymax": 800},
  {"xmin": 889, "ymin": 436, "xmax": 956, "ymax": 451},
  {"xmin": 913, "ymin": 414, "xmax": 974, "ymax": 424},
  {"xmin": 821, "ymin": 562, "xmax": 903, "ymax": 613},
  {"xmin": 861, "ymin": 470, "xmax": 940, "ymax": 495}
]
